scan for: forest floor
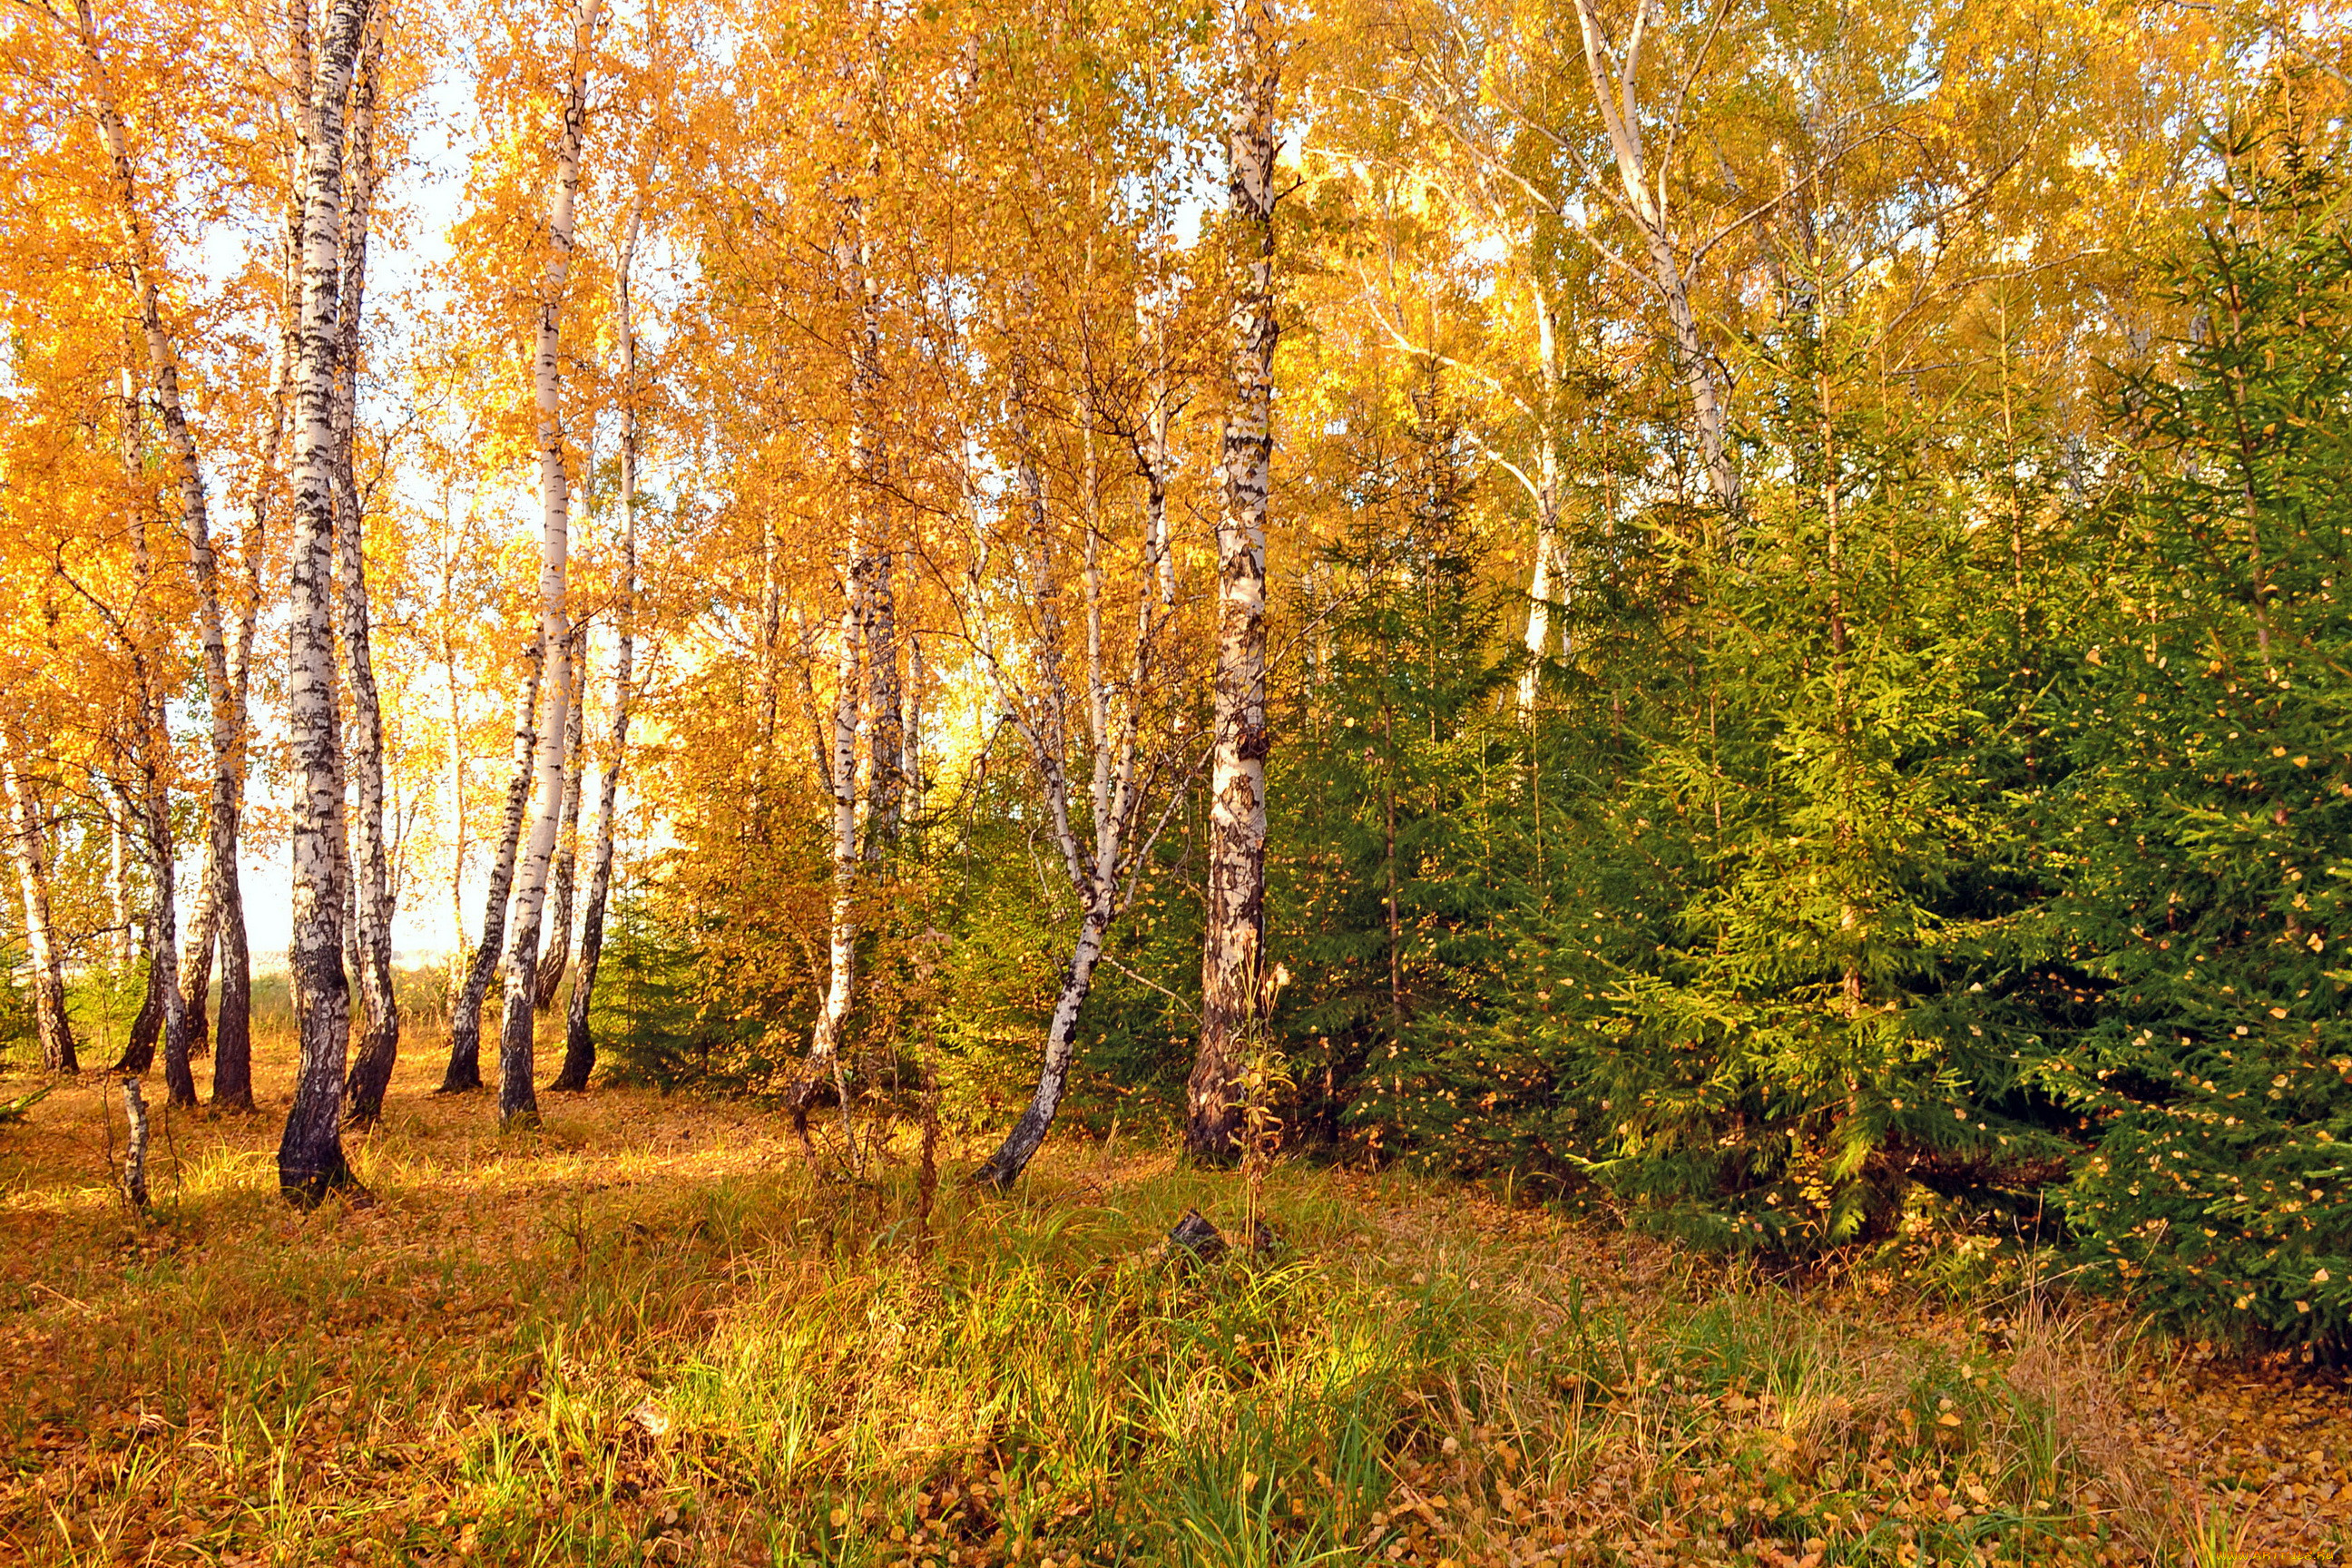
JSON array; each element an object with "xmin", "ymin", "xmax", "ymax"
[{"xmin": 1, "ymin": 1039, "xmax": 2348, "ymax": 1567}]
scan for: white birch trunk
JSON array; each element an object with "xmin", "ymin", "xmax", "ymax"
[
  {"xmin": 108, "ymin": 812, "xmax": 128, "ymax": 967},
  {"xmin": 968, "ymin": 266, "xmax": 1188, "ymax": 1188},
  {"xmin": 445, "ymin": 640, "xmax": 541, "ymax": 1090},
  {"xmin": 1517, "ymin": 289, "xmax": 1564, "ymax": 718},
  {"xmin": 791, "ymin": 200, "xmax": 883, "ymax": 1165},
  {"xmin": 555, "ymin": 204, "xmax": 644, "ymax": 1093},
  {"xmin": 1190, "ymin": 0, "xmax": 1279, "ymax": 1161},
  {"xmin": 337, "ymin": 27, "xmax": 399, "ymax": 1126},
  {"xmin": 1567, "ymin": 0, "xmax": 1740, "ymax": 520},
  {"xmin": 278, "ymin": 0, "xmax": 373, "ymax": 1204},
  {"xmin": 0, "ymin": 749, "xmax": 75, "ymax": 1073},
  {"xmin": 533, "ymin": 633, "xmax": 588, "ymax": 1011},
  {"xmin": 496, "ymin": 0, "xmax": 601, "ymax": 1129}
]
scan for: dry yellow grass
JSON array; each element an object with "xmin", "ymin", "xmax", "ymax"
[{"xmin": 0, "ymin": 1034, "xmax": 2346, "ymax": 1566}]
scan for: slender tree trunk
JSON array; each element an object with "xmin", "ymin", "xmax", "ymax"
[
  {"xmin": 211, "ymin": 191, "xmax": 294, "ymax": 1116},
  {"xmin": 854, "ymin": 166, "xmax": 900, "ymax": 858},
  {"xmin": 902, "ymin": 633, "xmax": 924, "ymax": 832},
  {"xmin": 138, "ymin": 741, "xmax": 191, "ymax": 1107},
  {"xmin": 1566, "ymin": 0, "xmax": 1741, "ymax": 523},
  {"xmin": 125, "ymin": 461, "xmax": 192, "ymax": 1107},
  {"xmin": 337, "ymin": 32, "xmax": 399, "ymax": 1127},
  {"xmin": 438, "ymin": 496, "xmax": 469, "ymax": 1018},
  {"xmin": 865, "ymin": 550, "xmax": 902, "ymax": 857},
  {"xmin": 533, "ymin": 634, "xmax": 587, "ymax": 1011},
  {"xmin": 444, "ymin": 645, "xmax": 540, "ymax": 1091},
  {"xmin": 1190, "ymin": 0, "xmax": 1279, "ymax": 1162},
  {"xmin": 791, "ymin": 201, "xmax": 882, "ymax": 1161},
  {"xmin": 497, "ymin": 0, "xmax": 600, "ymax": 1130},
  {"xmin": 974, "ymin": 914, "xmax": 1108, "ymax": 1187},
  {"xmin": 1517, "ymin": 292, "xmax": 1563, "ymax": 719},
  {"xmin": 797, "ymin": 524, "xmax": 865, "ymax": 1154},
  {"xmin": 101, "ymin": 353, "xmax": 193, "ymax": 1107},
  {"xmin": 74, "ymin": 12, "xmax": 204, "ymax": 1099},
  {"xmin": 108, "ymin": 813, "xmax": 128, "ymax": 968},
  {"xmin": 278, "ymin": 0, "xmax": 373, "ymax": 1205},
  {"xmin": 970, "ymin": 271, "xmax": 1177, "ymax": 1187},
  {"xmin": 119, "ymin": 946, "xmax": 161, "ymax": 1073},
  {"xmin": 75, "ymin": 0, "xmax": 244, "ymax": 1078},
  {"xmin": 443, "ymin": 628, "xmax": 466, "ymax": 1014},
  {"xmin": 1, "ymin": 751, "xmax": 75, "ymax": 1073},
  {"xmin": 554, "ymin": 204, "xmax": 643, "ymax": 1094}
]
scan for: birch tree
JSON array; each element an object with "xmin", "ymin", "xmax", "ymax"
[
  {"xmin": 337, "ymin": 24, "xmax": 403, "ymax": 1127},
  {"xmin": 0, "ymin": 747, "xmax": 75, "ymax": 1073},
  {"xmin": 531, "ymin": 626, "xmax": 587, "ymax": 1011},
  {"xmin": 279, "ymin": 0, "xmax": 376, "ymax": 1204},
  {"xmin": 68, "ymin": 0, "xmax": 216, "ymax": 1101},
  {"xmin": 552, "ymin": 203, "xmax": 646, "ymax": 1094},
  {"xmin": 442, "ymin": 641, "xmax": 541, "ymax": 1091},
  {"xmin": 117, "ymin": 371, "xmax": 192, "ymax": 1107},
  {"xmin": 1189, "ymin": 0, "xmax": 1279, "ymax": 1161},
  {"xmin": 789, "ymin": 194, "xmax": 888, "ymax": 1161},
  {"xmin": 965, "ymin": 268, "xmax": 1198, "ymax": 1188},
  {"xmin": 495, "ymin": 0, "xmax": 603, "ymax": 1130}
]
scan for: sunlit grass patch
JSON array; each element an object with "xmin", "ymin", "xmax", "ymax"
[{"xmin": 0, "ymin": 1043, "xmax": 2340, "ymax": 1565}]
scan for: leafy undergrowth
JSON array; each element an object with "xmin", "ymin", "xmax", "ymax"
[{"xmin": 1, "ymin": 1042, "xmax": 2348, "ymax": 1566}]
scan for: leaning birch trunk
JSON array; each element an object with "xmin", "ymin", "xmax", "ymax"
[
  {"xmin": 533, "ymin": 642, "xmax": 588, "ymax": 1011},
  {"xmin": 77, "ymin": 18, "xmax": 197, "ymax": 1101},
  {"xmin": 974, "ymin": 910, "xmax": 1110, "ymax": 1185},
  {"xmin": 1566, "ymin": 0, "xmax": 1740, "ymax": 523},
  {"xmin": 0, "ymin": 750, "xmax": 76, "ymax": 1073},
  {"xmin": 76, "ymin": 0, "xmax": 242, "ymax": 1078},
  {"xmin": 444, "ymin": 643, "xmax": 540, "ymax": 1090},
  {"xmin": 970, "ymin": 269, "xmax": 1183, "ymax": 1188},
  {"xmin": 972, "ymin": 354, "xmax": 1094, "ymax": 1189},
  {"xmin": 789, "ymin": 201, "xmax": 881, "ymax": 1164},
  {"xmin": 554, "ymin": 204, "xmax": 644, "ymax": 1095},
  {"xmin": 496, "ymin": 0, "xmax": 600, "ymax": 1131},
  {"xmin": 278, "ymin": 0, "xmax": 372, "ymax": 1205},
  {"xmin": 1517, "ymin": 290, "xmax": 1563, "ymax": 720},
  {"xmin": 106, "ymin": 363, "xmax": 194, "ymax": 1109},
  {"xmin": 1189, "ymin": 0, "xmax": 1279, "ymax": 1162},
  {"xmin": 336, "ymin": 32, "xmax": 400, "ymax": 1128}
]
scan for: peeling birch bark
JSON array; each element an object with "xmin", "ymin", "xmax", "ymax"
[
  {"xmin": 278, "ymin": 0, "xmax": 374, "ymax": 1205},
  {"xmin": 335, "ymin": 29, "xmax": 401, "ymax": 1129},
  {"xmin": 1190, "ymin": 0, "xmax": 1279, "ymax": 1163}
]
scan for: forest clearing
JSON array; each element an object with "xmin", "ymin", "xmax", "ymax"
[
  {"xmin": 2, "ymin": 1035, "xmax": 2348, "ymax": 1567},
  {"xmin": 10, "ymin": 0, "xmax": 2352, "ymax": 1558}
]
